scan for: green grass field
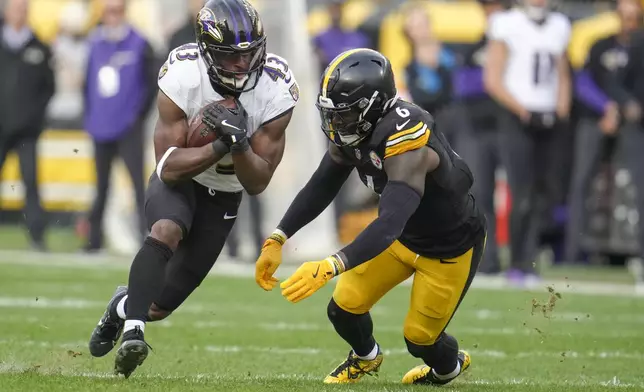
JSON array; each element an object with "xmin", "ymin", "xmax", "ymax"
[{"xmin": 0, "ymin": 255, "xmax": 643, "ymax": 392}]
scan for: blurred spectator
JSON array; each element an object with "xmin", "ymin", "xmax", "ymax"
[
  {"xmin": 167, "ymin": 0, "xmax": 204, "ymax": 54},
  {"xmin": 484, "ymin": 0, "xmax": 572, "ymax": 283},
  {"xmin": 453, "ymin": 0, "xmax": 507, "ymax": 274},
  {"xmin": 355, "ymin": 0, "xmax": 395, "ymax": 52},
  {"xmin": 566, "ymin": 0, "xmax": 641, "ymax": 263},
  {"xmin": 49, "ymin": 1, "xmax": 90, "ymax": 127},
  {"xmin": 82, "ymin": 0, "xmax": 156, "ymax": 252},
  {"xmin": 312, "ymin": 0, "xmax": 371, "ymax": 73},
  {"xmin": 0, "ymin": 0, "xmax": 55, "ymax": 251},
  {"xmin": 312, "ymin": 0, "xmax": 371, "ymax": 233},
  {"xmin": 402, "ymin": 5, "xmax": 455, "ymax": 115}
]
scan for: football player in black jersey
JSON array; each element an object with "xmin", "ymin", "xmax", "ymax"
[{"xmin": 254, "ymin": 48, "xmax": 486, "ymax": 385}]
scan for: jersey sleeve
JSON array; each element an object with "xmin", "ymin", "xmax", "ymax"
[
  {"xmin": 383, "ymin": 115, "xmax": 432, "ymax": 160},
  {"xmin": 157, "ymin": 44, "xmax": 201, "ymax": 115},
  {"xmin": 260, "ymin": 54, "xmax": 300, "ymax": 126},
  {"xmin": 487, "ymin": 12, "xmax": 510, "ymax": 43}
]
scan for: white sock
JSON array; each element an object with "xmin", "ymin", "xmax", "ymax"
[
  {"xmin": 123, "ymin": 319, "xmax": 145, "ymax": 334},
  {"xmin": 432, "ymin": 361, "xmax": 460, "ymax": 380},
  {"xmin": 357, "ymin": 343, "xmax": 379, "ymax": 361},
  {"xmin": 116, "ymin": 295, "xmax": 128, "ymax": 320}
]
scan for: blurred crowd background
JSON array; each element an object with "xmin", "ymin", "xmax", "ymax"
[{"xmin": 0, "ymin": 0, "xmax": 643, "ymax": 284}]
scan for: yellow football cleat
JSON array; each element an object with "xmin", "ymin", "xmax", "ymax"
[
  {"xmin": 323, "ymin": 349, "xmax": 384, "ymax": 384},
  {"xmin": 402, "ymin": 350, "xmax": 471, "ymax": 385}
]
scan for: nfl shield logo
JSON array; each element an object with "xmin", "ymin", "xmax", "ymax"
[{"xmin": 355, "ymin": 149, "xmax": 362, "ymax": 160}]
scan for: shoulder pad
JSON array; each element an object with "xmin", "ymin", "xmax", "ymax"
[
  {"xmin": 157, "ymin": 44, "xmax": 201, "ymax": 115},
  {"xmin": 258, "ymin": 53, "xmax": 299, "ymax": 125},
  {"xmin": 369, "ymin": 102, "xmax": 434, "ymax": 159}
]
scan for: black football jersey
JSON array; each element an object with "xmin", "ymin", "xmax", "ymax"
[{"xmin": 338, "ymin": 100, "xmax": 485, "ymax": 258}]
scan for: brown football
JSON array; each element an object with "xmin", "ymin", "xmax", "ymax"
[{"xmin": 186, "ymin": 97, "xmax": 237, "ymax": 148}]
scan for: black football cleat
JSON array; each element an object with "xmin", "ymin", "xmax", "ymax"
[
  {"xmin": 114, "ymin": 326, "xmax": 150, "ymax": 378},
  {"xmin": 89, "ymin": 286, "xmax": 128, "ymax": 357}
]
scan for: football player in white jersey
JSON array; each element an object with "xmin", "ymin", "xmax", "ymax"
[
  {"xmin": 86, "ymin": 0, "xmax": 299, "ymax": 378},
  {"xmin": 483, "ymin": 0, "xmax": 571, "ymax": 284}
]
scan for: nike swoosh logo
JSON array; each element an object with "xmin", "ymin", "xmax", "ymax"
[
  {"xmin": 439, "ymin": 259, "xmax": 457, "ymax": 264},
  {"xmin": 312, "ymin": 265, "xmax": 320, "ymax": 278},
  {"xmin": 223, "ymin": 213, "xmax": 237, "ymax": 220},
  {"xmin": 221, "ymin": 119, "xmax": 242, "ymax": 131},
  {"xmin": 396, "ymin": 119, "xmax": 410, "ymax": 131}
]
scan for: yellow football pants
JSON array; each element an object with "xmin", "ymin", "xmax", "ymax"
[{"xmin": 332, "ymin": 237, "xmax": 484, "ymax": 346}]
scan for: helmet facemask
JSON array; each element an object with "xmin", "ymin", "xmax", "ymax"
[
  {"xmin": 199, "ymin": 39, "xmax": 266, "ymax": 93},
  {"xmin": 317, "ymin": 91, "xmax": 382, "ymax": 147}
]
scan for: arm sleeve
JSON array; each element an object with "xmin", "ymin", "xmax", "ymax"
[
  {"xmin": 453, "ymin": 66, "xmax": 485, "ymax": 99},
  {"xmin": 277, "ymin": 152, "xmax": 354, "ymax": 238},
  {"xmin": 339, "ymin": 181, "xmax": 421, "ymax": 270},
  {"xmin": 574, "ymin": 70, "xmax": 609, "ymax": 114}
]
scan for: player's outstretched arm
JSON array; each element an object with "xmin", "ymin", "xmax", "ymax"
[
  {"xmin": 279, "ymin": 147, "xmax": 439, "ymax": 304},
  {"xmin": 229, "ymin": 110, "xmax": 292, "ymax": 195},
  {"xmin": 254, "ymin": 144, "xmax": 354, "ymax": 291},
  {"xmin": 154, "ymin": 91, "xmax": 229, "ymax": 184}
]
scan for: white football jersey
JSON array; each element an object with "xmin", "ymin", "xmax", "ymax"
[
  {"xmin": 488, "ymin": 9, "xmax": 571, "ymax": 112},
  {"xmin": 158, "ymin": 43, "xmax": 299, "ymax": 192}
]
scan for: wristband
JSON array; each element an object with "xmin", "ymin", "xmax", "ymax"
[
  {"xmin": 230, "ymin": 137, "xmax": 250, "ymax": 154},
  {"xmin": 268, "ymin": 229, "xmax": 287, "ymax": 245}
]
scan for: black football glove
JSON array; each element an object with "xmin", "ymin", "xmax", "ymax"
[{"xmin": 202, "ymin": 99, "xmax": 250, "ymax": 153}]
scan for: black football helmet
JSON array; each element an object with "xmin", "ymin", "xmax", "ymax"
[
  {"xmin": 316, "ymin": 48, "xmax": 397, "ymax": 147},
  {"xmin": 195, "ymin": 0, "xmax": 267, "ymax": 93}
]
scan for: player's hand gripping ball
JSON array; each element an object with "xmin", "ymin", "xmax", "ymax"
[
  {"xmin": 201, "ymin": 97, "xmax": 249, "ymax": 152},
  {"xmin": 186, "ymin": 97, "xmax": 238, "ymax": 148}
]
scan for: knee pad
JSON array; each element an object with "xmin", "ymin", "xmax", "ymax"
[
  {"xmin": 332, "ymin": 281, "xmax": 370, "ymax": 314},
  {"xmin": 405, "ymin": 333, "xmax": 458, "ymax": 369},
  {"xmin": 403, "ymin": 317, "xmax": 441, "ymax": 346},
  {"xmin": 154, "ymin": 283, "xmax": 196, "ymax": 313},
  {"xmin": 327, "ymin": 298, "xmax": 365, "ymax": 322},
  {"xmin": 148, "ymin": 302, "xmax": 173, "ymax": 321}
]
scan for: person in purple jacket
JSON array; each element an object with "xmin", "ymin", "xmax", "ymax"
[
  {"xmin": 312, "ymin": 0, "xmax": 372, "ymax": 74},
  {"xmin": 83, "ymin": 0, "xmax": 157, "ymax": 252}
]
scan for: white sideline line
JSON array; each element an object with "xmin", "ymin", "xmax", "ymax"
[
  {"xmin": 1, "ymin": 339, "xmax": 642, "ymax": 362},
  {"xmin": 0, "ymin": 363, "xmax": 639, "ymax": 389},
  {"xmin": 0, "ymin": 297, "xmax": 641, "ymax": 338}
]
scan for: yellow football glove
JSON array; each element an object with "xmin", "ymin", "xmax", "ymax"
[
  {"xmin": 280, "ymin": 255, "xmax": 345, "ymax": 303},
  {"xmin": 255, "ymin": 231, "xmax": 286, "ymax": 291}
]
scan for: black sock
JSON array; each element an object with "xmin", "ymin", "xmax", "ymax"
[
  {"xmin": 327, "ymin": 299, "xmax": 376, "ymax": 357},
  {"xmin": 405, "ymin": 332, "xmax": 459, "ymax": 375},
  {"xmin": 126, "ymin": 237, "xmax": 173, "ymax": 322}
]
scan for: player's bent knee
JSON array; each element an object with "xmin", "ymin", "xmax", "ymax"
[
  {"xmin": 327, "ymin": 298, "xmax": 363, "ymax": 322},
  {"xmin": 403, "ymin": 321, "xmax": 440, "ymax": 347},
  {"xmin": 150, "ymin": 219, "xmax": 183, "ymax": 249},
  {"xmin": 148, "ymin": 303, "xmax": 173, "ymax": 321},
  {"xmin": 332, "ymin": 283, "xmax": 372, "ymax": 315}
]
